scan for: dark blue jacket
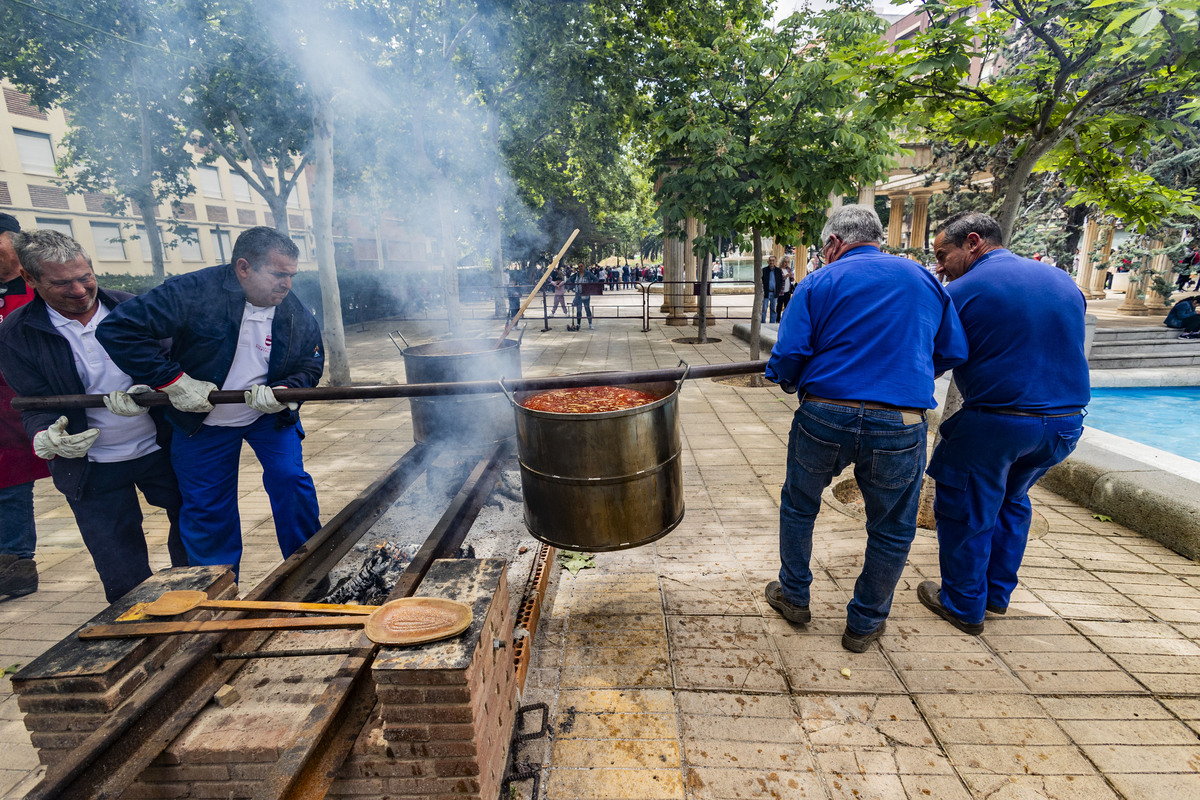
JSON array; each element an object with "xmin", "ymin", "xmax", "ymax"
[
  {"xmin": 96, "ymin": 264, "xmax": 324, "ymax": 435},
  {"xmin": 766, "ymin": 246, "xmax": 968, "ymax": 409},
  {"xmin": 945, "ymin": 249, "xmax": 1090, "ymax": 414},
  {"xmin": 1165, "ymin": 297, "xmax": 1197, "ymax": 329},
  {"xmin": 0, "ymin": 290, "xmax": 173, "ymax": 500}
]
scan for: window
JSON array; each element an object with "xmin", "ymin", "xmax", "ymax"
[
  {"xmin": 89, "ymin": 222, "xmax": 126, "ymax": 260},
  {"xmin": 34, "ymin": 218, "xmax": 72, "ymax": 236},
  {"xmin": 286, "ymin": 185, "xmax": 300, "ymax": 209},
  {"xmin": 175, "ymin": 227, "xmax": 203, "ymax": 261},
  {"xmin": 14, "ymin": 130, "xmax": 55, "ymax": 175},
  {"xmin": 291, "ymin": 235, "xmax": 309, "ymax": 261},
  {"xmin": 231, "ymin": 173, "xmax": 252, "ymax": 202},
  {"xmin": 211, "ymin": 229, "xmax": 232, "ymax": 262},
  {"xmin": 135, "ymin": 225, "xmax": 162, "ymax": 261},
  {"xmin": 197, "ymin": 166, "xmax": 223, "ymax": 199}
]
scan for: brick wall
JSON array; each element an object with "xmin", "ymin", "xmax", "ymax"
[
  {"xmin": 119, "ymin": 559, "xmax": 517, "ymax": 799},
  {"xmin": 12, "ymin": 567, "xmax": 236, "ymax": 766}
]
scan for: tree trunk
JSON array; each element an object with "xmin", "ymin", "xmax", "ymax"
[
  {"xmin": 310, "ymin": 98, "xmax": 350, "ymax": 386},
  {"xmin": 486, "ymin": 101, "xmax": 505, "ymax": 319},
  {"xmin": 749, "ymin": 229, "xmax": 764, "ymax": 388},
  {"xmin": 915, "ymin": 375, "xmax": 962, "ymax": 529},
  {"xmin": 135, "ymin": 190, "xmax": 166, "ymax": 283},
  {"xmin": 995, "ymin": 148, "xmax": 1043, "ymax": 246},
  {"xmin": 697, "ymin": 251, "xmax": 710, "ymax": 343},
  {"xmin": 269, "ymin": 194, "xmax": 290, "ymax": 236},
  {"xmin": 435, "ymin": 178, "xmax": 461, "ymax": 332}
]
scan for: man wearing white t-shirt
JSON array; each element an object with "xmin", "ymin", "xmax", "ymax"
[
  {"xmin": 0, "ymin": 231, "xmax": 186, "ymax": 602},
  {"xmin": 98, "ymin": 228, "xmax": 324, "ymax": 577}
]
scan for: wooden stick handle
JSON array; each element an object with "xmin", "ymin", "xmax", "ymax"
[
  {"xmin": 496, "ymin": 229, "xmax": 579, "ymax": 347},
  {"xmin": 198, "ymin": 599, "xmax": 378, "ymax": 615},
  {"xmin": 78, "ymin": 616, "xmax": 367, "ymax": 640}
]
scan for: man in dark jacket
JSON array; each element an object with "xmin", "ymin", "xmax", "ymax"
[
  {"xmin": 0, "ymin": 213, "xmax": 51, "ymax": 601},
  {"xmin": 761, "ymin": 255, "xmax": 783, "ymax": 323},
  {"xmin": 0, "ymin": 230, "xmax": 186, "ymax": 603},
  {"xmin": 919, "ymin": 211, "xmax": 1089, "ymax": 634},
  {"xmin": 97, "ymin": 227, "xmax": 324, "ymax": 577}
]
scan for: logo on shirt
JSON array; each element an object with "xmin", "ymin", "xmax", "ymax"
[{"xmin": 256, "ymin": 334, "xmax": 273, "ymax": 354}]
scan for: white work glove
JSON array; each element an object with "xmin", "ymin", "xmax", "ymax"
[
  {"xmin": 103, "ymin": 384, "xmax": 152, "ymax": 417},
  {"xmin": 33, "ymin": 416, "xmax": 100, "ymax": 460},
  {"xmin": 160, "ymin": 373, "xmax": 217, "ymax": 413},
  {"xmin": 244, "ymin": 384, "xmax": 298, "ymax": 414}
]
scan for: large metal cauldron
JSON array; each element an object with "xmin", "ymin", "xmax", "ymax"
[
  {"xmin": 402, "ymin": 337, "xmax": 522, "ymax": 445},
  {"xmin": 510, "ymin": 379, "xmax": 684, "ymax": 551}
]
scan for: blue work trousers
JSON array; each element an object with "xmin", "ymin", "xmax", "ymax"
[
  {"xmin": 0, "ymin": 481, "xmax": 37, "ymax": 559},
  {"xmin": 66, "ymin": 448, "xmax": 187, "ymax": 603},
  {"xmin": 171, "ymin": 415, "xmax": 320, "ymax": 576},
  {"xmin": 779, "ymin": 398, "xmax": 927, "ymax": 635},
  {"xmin": 928, "ymin": 408, "xmax": 1083, "ymax": 624}
]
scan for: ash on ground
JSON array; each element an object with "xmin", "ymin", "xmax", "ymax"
[{"xmin": 319, "ymin": 450, "xmax": 538, "ymax": 623}]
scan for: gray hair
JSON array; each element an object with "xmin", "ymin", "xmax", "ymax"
[
  {"xmin": 935, "ymin": 211, "xmax": 1003, "ymax": 247},
  {"xmin": 821, "ymin": 205, "xmax": 884, "ymax": 246},
  {"xmin": 13, "ymin": 229, "xmax": 91, "ymax": 280}
]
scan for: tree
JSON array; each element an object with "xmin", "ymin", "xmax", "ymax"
[
  {"xmin": 0, "ymin": 0, "xmax": 197, "ymax": 282},
  {"xmin": 863, "ymin": 0, "xmax": 1200, "ymax": 243},
  {"xmin": 651, "ymin": 3, "xmax": 896, "ymax": 353}
]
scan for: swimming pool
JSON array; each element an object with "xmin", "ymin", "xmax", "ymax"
[{"xmin": 1085, "ymin": 387, "xmax": 1200, "ymax": 463}]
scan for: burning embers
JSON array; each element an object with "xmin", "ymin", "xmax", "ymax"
[{"xmin": 520, "ymin": 385, "xmax": 661, "ymax": 413}]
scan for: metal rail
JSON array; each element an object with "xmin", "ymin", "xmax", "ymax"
[
  {"xmin": 11, "ymin": 360, "xmax": 769, "ymax": 411},
  {"xmin": 27, "ymin": 443, "xmax": 447, "ymax": 800}
]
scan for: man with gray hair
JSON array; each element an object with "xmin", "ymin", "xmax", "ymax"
[
  {"xmin": 764, "ymin": 205, "xmax": 968, "ymax": 652},
  {"xmin": 918, "ymin": 211, "xmax": 1088, "ymax": 634},
  {"xmin": 0, "ymin": 230, "xmax": 186, "ymax": 603}
]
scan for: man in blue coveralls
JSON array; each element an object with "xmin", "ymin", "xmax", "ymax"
[
  {"xmin": 97, "ymin": 227, "xmax": 324, "ymax": 577},
  {"xmin": 765, "ymin": 205, "xmax": 968, "ymax": 652},
  {"xmin": 918, "ymin": 212, "xmax": 1089, "ymax": 634}
]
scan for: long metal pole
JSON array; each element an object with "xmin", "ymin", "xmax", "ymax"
[{"xmin": 11, "ymin": 360, "xmax": 769, "ymax": 411}]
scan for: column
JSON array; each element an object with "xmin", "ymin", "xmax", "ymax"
[
  {"xmin": 1074, "ymin": 217, "xmax": 1099, "ymax": 299},
  {"xmin": 664, "ymin": 221, "xmax": 688, "ymax": 325},
  {"xmin": 683, "ymin": 216, "xmax": 699, "ymax": 313},
  {"xmin": 1089, "ymin": 226, "xmax": 1114, "ymax": 298},
  {"xmin": 909, "ymin": 191, "xmax": 931, "ymax": 253},
  {"xmin": 1117, "ymin": 241, "xmax": 1151, "ymax": 316},
  {"xmin": 858, "ymin": 183, "xmax": 876, "ymax": 207},
  {"xmin": 1144, "ymin": 238, "xmax": 1170, "ymax": 312},
  {"xmin": 828, "ymin": 191, "xmax": 843, "ymax": 216},
  {"xmin": 886, "ymin": 193, "xmax": 907, "ymax": 249}
]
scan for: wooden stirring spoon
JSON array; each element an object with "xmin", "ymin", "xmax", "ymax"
[{"xmin": 143, "ymin": 590, "xmax": 378, "ymax": 617}]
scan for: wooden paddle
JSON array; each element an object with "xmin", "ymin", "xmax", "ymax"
[
  {"xmin": 495, "ymin": 228, "xmax": 579, "ymax": 348},
  {"xmin": 142, "ymin": 590, "xmax": 377, "ymax": 617},
  {"xmin": 79, "ymin": 597, "xmax": 473, "ymax": 646}
]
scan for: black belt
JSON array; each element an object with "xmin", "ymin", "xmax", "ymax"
[
  {"xmin": 804, "ymin": 395, "xmax": 924, "ymax": 415},
  {"xmin": 981, "ymin": 408, "xmax": 1083, "ymax": 418}
]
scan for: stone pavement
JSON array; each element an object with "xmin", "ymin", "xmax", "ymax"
[{"xmin": 2, "ymin": 307, "xmax": 1199, "ymax": 798}]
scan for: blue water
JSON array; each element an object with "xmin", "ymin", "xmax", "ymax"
[{"xmin": 1085, "ymin": 387, "xmax": 1200, "ymax": 463}]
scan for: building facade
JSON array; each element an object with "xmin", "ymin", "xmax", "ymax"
[{"xmin": 0, "ymin": 83, "xmax": 314, "ymax": 275}]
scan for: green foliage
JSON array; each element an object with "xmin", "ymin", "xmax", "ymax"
[
  {"xmin": 858, "ymin": 0, "xmax": 1200, "ymax": 240},
  {"xmin": 650, "ymin": 2, "xmax": 896, "ymax": 256}
]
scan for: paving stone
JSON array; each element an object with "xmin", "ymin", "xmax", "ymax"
[
  {"xmin": 551, "ymin": 738, "xmax": 680, "ymax": 769},
  {"xmin": 1078, "ymin": 743, "xmax": 1200, "ymax": 773},
  {"xmin": 962, "ymin": 773, "xmax": 1121, "ymax": 800},
  {"xmin": 546, "ymin": 767, "xmax": 684, "ymax": 800},
  {"xmin": 897, "ymin": 774, "xmax": 973, "ymax": 800},
  {"xmin": 943, "ymin": 743, "xmax": 1096, "ymax": 775},
  {"xmin": 1059, "ymin": 718, "xmax": 1200, "ymax": 745},
  {"xmin": 1036, "ymin": 695, "xmax": 1172, "ymax": 720},
  {"xmin": 1106, "ymin": 772, "xmax": 1200, "ymax": 800},
  {"xmin": 927, "ymin": 716, "xmax": 1071, "ymax": 746},
  {"xmin": 684, "ymin": 740, "xmax": 815, "ymax": 771},
  {"xmin": 683, "ymin": 766, "xmax": 824, "ymax": 799}
]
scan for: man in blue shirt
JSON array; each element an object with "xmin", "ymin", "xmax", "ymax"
[
  {"xmin": 765, "ymin": 206, "xmax": 968, "ymax": 652},
  {"xmin": 918, "ymin": 212, "xmax": 1089, "ymax": 635}
]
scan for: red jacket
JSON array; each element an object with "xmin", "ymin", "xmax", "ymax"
[{"xmin": 0, "ymin": 280, "xmax": 51, "ymax": 489}]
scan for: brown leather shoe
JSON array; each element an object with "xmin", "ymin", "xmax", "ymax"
[{"xmin": 917, "ymin": 581, "xmax": 983, "ymax": 635}]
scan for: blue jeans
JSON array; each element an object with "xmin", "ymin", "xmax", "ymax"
[
  {"xmin": 928, "ymin": 408, "xmax": 1083, "ymax": 624},
  {"xmin": 171, "ymin": 415, "xmax": 319, "ymax": 575},
  {"xmin": 0, "ymin": 481, "xmax": 37, "ymax": 559},
  {"xmin": 779, "ymin": 398, "xmax": 927, "ymax": 635},
  {"xmin": 67, "ymin": 449, "xmax": 186, "ymax": 603},
  {"xmin": 762, "ymin": 292, "xmax": 779, "ymax": 323}
]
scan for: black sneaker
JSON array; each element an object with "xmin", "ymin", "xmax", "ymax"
[
  {"xmin": 917, "ymin": 580, "xmax": 984, "ymax": 635},
  {"xmin": 841, "ymin": 621, "xmax": 886, "ymax": 653},
  {"xmin": 0, "ymin": 556, "xmax": 37, "ymax": 602},
  {"xmin": 764, "ymin": 581, "xmax": 810, "ymax": 624},
  {"xmin": 1180, "ymin": 331, "xmax": 1200, "ymax": 339},
  {"xmin": 986, "ymin": 603, "xmax": 1007, "ymax": 615}
]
